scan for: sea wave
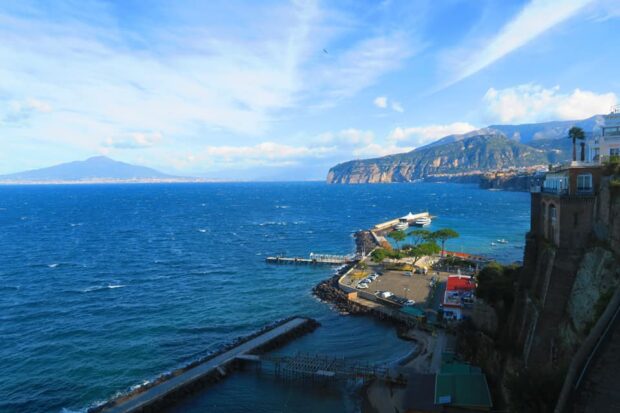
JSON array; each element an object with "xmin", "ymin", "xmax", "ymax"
[{"xmin": 82, "ymin": 284, "xmax": 126, "ymax": 293}]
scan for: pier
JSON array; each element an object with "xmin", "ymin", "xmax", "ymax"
[
  {"xmin": 243, "ymin": 352, "xmax": 407, "ymax": 385},
  {"xmin": 96, "ymin": 317, "xmax": 318, "ymax": 413},
  {"xmin": 266, "ymin": 253, "xmax": 356, "ymax": 265}
]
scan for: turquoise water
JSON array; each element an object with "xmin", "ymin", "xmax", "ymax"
[{"xmin": 0, "ymin": 182, "xmax": 530, "ymax": 413}]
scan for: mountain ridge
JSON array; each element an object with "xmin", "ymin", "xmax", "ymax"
[{"xmin": 327, "ymin": 116, "xmax": 597, "ymax": 184}]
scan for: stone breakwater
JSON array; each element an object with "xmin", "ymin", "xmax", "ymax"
[
  {"xmin": 354, "ymin": 230, "xmax": 379, "ymax": 255},
  {"xmin": 312, "ymin": 272, "xmax": 370, "ymax": 315},
  {"xmin": 89, "ymin": 316, "xmax": 320, "ymax": 413}
]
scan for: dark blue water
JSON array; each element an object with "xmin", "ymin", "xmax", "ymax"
[{"xmin": 0, "ymin": 182, "xmax": 530, "ymax": 413}]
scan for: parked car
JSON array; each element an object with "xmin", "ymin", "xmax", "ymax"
[
  {"xmin": 404, "ymin": 299, "xmax": 416, "ymax": 306},
  {"xmin": 377, "ymin": 291, "xmax": 393, "ymax": 298},
  {"xmin": 357, "ymin": 283, "xmax": 369, "ymax": 289}
]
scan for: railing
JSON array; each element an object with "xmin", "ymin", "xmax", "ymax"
[{"xmin": 542, "ymin": 187, "xmax": 568, "ymax": 195}]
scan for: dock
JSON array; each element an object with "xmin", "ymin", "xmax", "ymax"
[
  {"xmin": 266, "ymin": 253, "xmax": 356, "ymax": 265},
  {"xmin": 244, "ymin": 352, "xmax": 407, "ymax": 385},
  {"xmin": 95, "ymin": 317, "xmax": 318, "ymax": 413}
]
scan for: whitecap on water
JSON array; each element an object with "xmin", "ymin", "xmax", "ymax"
[
  {"xmin": 82, "ymin": 284, "xmax": 125, "ymax": 293},
  {"xmin": 48, "ymin": 263, "xmax": 59, "ymax": 268},
  {"xmin": 197, "ymin": 228, "xmax": 208, "ymax": 233}
]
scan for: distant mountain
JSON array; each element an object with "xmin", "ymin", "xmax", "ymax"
[
  {"xmin": 326, "ymin": 116, "xmax": 599, "ymax": 184},
  {"xmin": 489, "ymin": 115, "xmax": 601, "ymax": 143},
  {"xmin": 0, "ymin": 156, "xmax": 184, "ymax": 182}
]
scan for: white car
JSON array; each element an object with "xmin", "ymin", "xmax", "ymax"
[
  {"xmin": 378, "ymin": 291, "xmax": 393, "ymax": 298},
  {"xmin": 357, "ymin": 283, "xmax": 369, "ymax": 289},
  {"xmin": 404, "ymin": 299, "xmax": 416, "ymax": 306}
]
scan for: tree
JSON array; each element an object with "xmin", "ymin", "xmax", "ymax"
[
  {"xmin": 406, "ymin": 242, "xmax": 441, "ymax": 265},
  {"xmin": 432, "ymin": 228, "xmax": 459, "ymax": 257},
  {"xmin": 408, "ymin": 229, "xmax": 433, "ymax": 246},
  {"xmin": 358, "ymin": 261, "xmax": 368, "ymax": 276},
  {"xmin": 388, "ymin": 230, "xmax": 407, "ymax": 248},
  {"xmin": 568, "ymin": 126, "xmax": 585, "ymax": 162}
]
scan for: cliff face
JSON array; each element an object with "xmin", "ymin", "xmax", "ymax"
[
  {"xmin": 479, "ymin": 171, "xmax": 544, "ymax": 191},
  {"xmin": 501, "ymin": 175, "xmax": 620, "ymax": 410},
  {"xmin": 327, "ymin": 132, "xmax": 565, "ymax": 184}
]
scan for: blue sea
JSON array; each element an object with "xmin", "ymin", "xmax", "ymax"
[{"xmin": 0, "ymin": 182, "xmax": 530, "ymax": 413}]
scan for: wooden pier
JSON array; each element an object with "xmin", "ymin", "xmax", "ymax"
[
  {"xmin": 95, "ymin": 317, "xmax": 318, "ymax": 413},
  {"xmin": 266, "ymin": 253, "xmax": 356, "ymax": 265}
]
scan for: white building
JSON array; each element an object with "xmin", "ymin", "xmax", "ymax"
[{"xmin": 588, "ymin": 105, "xmax": 620, "ymax": 162}]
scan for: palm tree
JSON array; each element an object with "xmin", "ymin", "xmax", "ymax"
[{"xmin": 568, "ymin": 126, "xmax": 585, "ymax": 162}]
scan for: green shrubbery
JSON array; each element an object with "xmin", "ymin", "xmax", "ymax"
[
  {"xmin": 506, "ymin": 367, "xmax": 565, "ymax": 413},
  {"xmin": 475, "ymin": 262, "xmax": 520, "ymax": 310}
]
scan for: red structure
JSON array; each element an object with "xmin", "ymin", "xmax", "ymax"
[{"xmin": 442, "ymin": 274, "xmax": 476, "ymax": 320}]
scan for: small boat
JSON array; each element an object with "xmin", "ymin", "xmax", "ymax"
[
  {"xmin": 395, "ymin": 218, "xmax": 409, "ymax": 231},
  {"xmin": 490, "ymin": 242, "xmax": 497, "ymax": 246},
  {"xmin": 413, "ymin": 216, "xmax": 431, "ymax": 226},
  {"xmin": 497, "ymin": 239, "xmax": 508, "ymax": 244}
]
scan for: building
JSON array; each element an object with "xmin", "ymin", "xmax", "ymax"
[
  {"xmin": 588, "ymin": 105, "xmax": 620, "ymax": 163},
  {"xmin": 442, "ymin": 275, "xmax": 476, "ymax": 321},
  {"xmin": 531, "ymin": 163, "xmax": 602, "ymax": 249}
]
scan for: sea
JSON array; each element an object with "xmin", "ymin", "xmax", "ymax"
[{"xmin": 0, "ymin": 182, "xmax": 530, "ymax": 413}]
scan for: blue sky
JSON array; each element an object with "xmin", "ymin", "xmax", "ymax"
[{"xmin": 1, "ymin": 0, "xmax": 619, "ymax": 180}]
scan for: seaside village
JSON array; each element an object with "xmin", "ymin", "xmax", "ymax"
[
  {"xmin": 94, "ymin": 108, "xmax": 620, "ymax": 413},
  {"xmin": 313, "ymin": 106, "xmax": 620, "ymax": 412}
]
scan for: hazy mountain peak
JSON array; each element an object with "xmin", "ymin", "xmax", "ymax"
[{"xmin": 0, "ymin": 156, "xmax": 182, "ymax": 182}]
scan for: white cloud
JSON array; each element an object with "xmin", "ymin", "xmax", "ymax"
[
  {"xmin": 483, "ymin": 84, "xmax": 618, "ymax": 123},
  {"xmin": 316, "ymin": 128, "xmax": 374, "ymax": 146},
  {"xmin": 373, "ymin": 96, "xmax": 388, "ymax": 108},
  {"xmin": 444, "ymin": 0, "xmax": 596, "ymax": 87},
  {"xmin": 2, "ymin": 98, "xmax": 52, "ymax": 123},
  {"xmin": 203, "ymin": 142, "xmax": 334, "ymax": 162},
  {"xmin": 391, "ymin": 101, "xmax": 404, "ymax": 113},
  {"xmin": 373, "ymin": 96, "xmax": 404, "ymax": 112},
  {"xmin": 353, "ymin": 143, "xmax": 414, "ymax": 158},
  {"xmin": 388, "ymin": 122, "xmax": 477, "ymax": 146},
  {"xmin": 103, "ymin": 131, "xmax": 163, "ymax": 149}
]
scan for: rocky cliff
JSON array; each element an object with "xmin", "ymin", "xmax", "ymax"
[
  {"xmin": 478, "ymin": 171, "xmax": 545, "ymax": 191},
  {"xmin": 327, "ymin": 132, "xmax": 558, "ymax": 184}
]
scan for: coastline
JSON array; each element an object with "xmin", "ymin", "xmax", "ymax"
[{"xmin": 311, "ymin": 229, "xmax": 440, "ymax": 413}]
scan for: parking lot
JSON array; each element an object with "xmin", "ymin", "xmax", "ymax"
[{"xmin": 342, "ymin": 262, "xmax": 449, "ymax": 309}]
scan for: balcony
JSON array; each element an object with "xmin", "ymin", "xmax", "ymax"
[{"xmin": 541, "ymin": 187, "xmax": 568, "ymax": 195}]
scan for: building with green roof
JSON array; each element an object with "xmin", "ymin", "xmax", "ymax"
[{"xmin": 434, "ymin": 361, "xmax": 493, "ymax": 411}]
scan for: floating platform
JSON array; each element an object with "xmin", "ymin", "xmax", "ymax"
[{"xmin": 95, "ymin": 317, "xmax": 318, "ymax": 413}]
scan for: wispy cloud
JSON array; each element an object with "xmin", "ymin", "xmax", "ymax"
[
  {"xmin": 0, "ymin": 0, "xmax": 418, "ymax": 162},
  {"xmin": 442, "ymin": 0, "xmax": 596, "ymax": 88}
]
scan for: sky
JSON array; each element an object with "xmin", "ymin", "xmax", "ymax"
[{"xmin": 1, "ymin": 0, "xmax": 619, "ymax": 180}]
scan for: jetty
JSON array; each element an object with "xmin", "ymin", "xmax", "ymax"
[
  {"xmin": 266, "ymin": 253, "xmax": 356, "ymax": 265},
  {"xmin": 243, "ymin": 352, "xmax": 407, "ymax": 385},
  {"xmin": 373, "ymin": 211, "xmax": 431, "ymax": 232},
  {"xmin": 96, "ymin": 317, "xmax": 318, "ymax": 413}
]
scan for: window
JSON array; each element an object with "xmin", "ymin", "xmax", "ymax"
[
  {"xmin": 577, "ymin": 174, "xmax": 592, "ymax": 192},
  {"xmin": 611, "ymin": 148, "xmax": 620, "ymax": 156}
]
